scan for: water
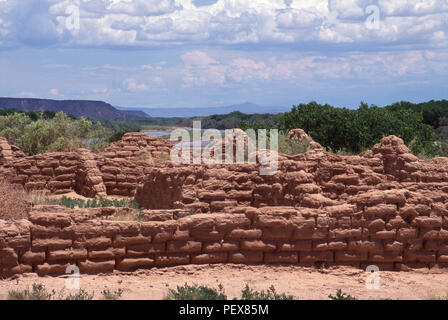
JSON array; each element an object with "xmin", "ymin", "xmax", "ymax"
[
  {"xmin": 145, "ymin": 128, "xmax": 224, "ymax": 148},
  {"xmin": 144, "ymin": 131, "xmax": 171, "ymax": 137}
]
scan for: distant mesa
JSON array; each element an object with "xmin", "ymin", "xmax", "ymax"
[
  {"xmin": 117, "ymin": 102, "xmax": 291, "ymax": 118},
  {"xmin": 0, "ymin": 97, "xmax": 151, "ymax": 120}
]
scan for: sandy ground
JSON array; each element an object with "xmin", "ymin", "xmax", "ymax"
[{"xmin": 1, "ymin": 264, "xmax": 448, "ymax": 300}]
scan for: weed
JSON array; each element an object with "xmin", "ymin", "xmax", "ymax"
[
  {"xmin": 240, "ymin": 285, "xmax": 294, "ymax": 300},
  {"xmin": 101, "ymin": 288, "xmax": 123, "ymax": 300},
  {"xmin": 64, "ymin": 289, "xmax": 94, "ymax": 300},
  {"xmin": 164, "ymin": 283, "xmax": 227, "ymax": 300},
  {"xmin": 328, "ymin": 289, "xmax": 357, "ymax": 300},
  {"xmin": 7, "ymin": 283, "xmax": 56, "ymax": 300}
]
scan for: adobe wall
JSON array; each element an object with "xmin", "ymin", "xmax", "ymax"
[
  {"xmin": 2, "ymin": 201, "xmax": 448, "ymax": 278},
  {"xmin": 0, "ymin": 133, "xmax": 171, "ymax": 198},
  {"xmin": 135, "ymin": 136, "xmax": 448, "ymax": 212},
  {"xmin": 2, "ymin": 132, "xmax": 448, "ymax": 277}
]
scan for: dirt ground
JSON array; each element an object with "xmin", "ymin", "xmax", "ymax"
[{"xmin": 1, "ymin": 264, "xmax": 448, "ymax": 300}]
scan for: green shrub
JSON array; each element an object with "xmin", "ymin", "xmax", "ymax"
[
  {"xmin": 65, "ymin": 289, "xmax": 94, "ymax": 300},
  {"xmin": 276, "ymin": 102, "xmax": 435, "ymax": 155},
  {"xmin": 0, "ymin": 111, "xmax": 142, "ymax": 155},
  {"xmin": 58, "ymin": 196, "xmax": 140, "ymax": 209},
  {"xmin": 164, "ymin": 283, "xmax": 227, "ymax": 300},
  {"xmin": 101, "ymin": 288, "xmax": 123, "ymax": 300},
  {"xmin": 328, "ymin": 289, "xmax": 357, "ymax": 300},
  {"xmin": 240, "ymin": 285, "xmax": 294, "ymax": 300},
  {"xmin": 7, "ymin": 283, "xmax": 56, "ymax": 300}
]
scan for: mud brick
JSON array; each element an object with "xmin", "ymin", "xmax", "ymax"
[
  {"xmin": 112, "ymin": 248, "xmax": 126, "ymax": 258},
  {"xmin": 265, "ymin": 252, "xmax": 298, "ymax": 264},
  {"xmin": 369, "ymin": 253, "xmax": 402, "ymax": 263},
  {"xmin": 240, "ymin": 240, "xmax": 276, "ymax": 252},
  {"xmin": 117, "ymin": 258, "xmax": 154, "ymax": 271},
  {"xmin": 79, "ymin": 260, "xmax": 115, "ymax": 274},
  {"xmin": 412, "ymin": 217, "xmax": 442, "ymax": 228},
  {"xmin": 7, "ymin": 236, "xmax": 31, "ymax": 249},
  {"xmin": 361, "ymin": 262, "xmax": 395, "ymax": 271},
  {"xmin": 335, "ymin": 251, "xmax": 368, "ymax": 262},
  {"xmin": 292, "ymin": 218, "xmax": 315, "ymax": 240},
  {"xmin": 203, "ymin": 241, "xmax": 239, "ymax": 253},
  {"xmin": 312, "ymin": 240, "xmax": 329, "ymax": 251},
  {"xmin": 191, "ymin": 253, "xmax": 228, "ymax": 264},
  {"xmin": 113, "ymin": 235, "xmax": 150, "ymax": 247},
  {"xmin": 424, "ymin": 240, "xmax": 441, "ymax": 251},
  {"xmin": 347, "ymin": 240, "xmax": 382, "ymax": 253},
  {"xmin": 329, "ymin": 228, "xmax": 362, "ymax": 240},
  {"xmin": 173, "ymin": 229, "xmax": 190, "ymax": 241},
  {"xmin": 47, "ymin": 249, "xmax": 87, "ymax": 262},
  {"xmin": 227, "ymin": 229, "xmax": 262, "ymax": 240},
  {"xmin": 32, "ymin": 238, "xmax": 72, "ymax": 251},
  {"xmin": 0, "ymin": 248, "xmax": 18, "ymax": 267},
  {"xmin": 371, "ymin": 230, "xmax": 396, "ymax": 240},
  {"xmin": 328, "ymin": 241, "xmax": 347, "ymax": 250},
  {"xmin": 311, "ymin": 228, "xmax": 328, "ymax": 240},
  {"xmin": 29, "ymin": 213, "xmax": 72, "ymax": 227},
  {"xmin": 404, "ymin": 250, "xmax": 436, "ymax": 263},
  {"xmin": 421, "ymin": 229, "xmax": 440, "ymax": 240},
  {"xmin": 300, "ymin": 251, "xmax": 333, "ymax": 263},
  {"xmin": 20, "ymin": 251, "xmax": 45, "ymax": 264},
  {"xmin": 85, "ymin": 237, "xmax": 112, "ymax": 249},
  {"xmin": 229, "ymin": 251, "xmax": 263, "ymax": 264},
  {"xmin": 190, "ymin": 229, "xmax": 223, "ymax": 241},
  {"xmin": 365, "ymin": 204, "xmax": 397, "ymax": 217},
  {"xmin": 383, "ymin": 240, "xmax": 404, "ymax": 252},
  {"xmin": 88, "ymin": 249, "xmax": 115, "ymax": 260},
  {"xmin": 36, "ymin": 263, "xmax": 70, "ymax": 276},
  {"xmin": 397, "ymin": 228, "xmax": 418, "ymax": 241},
  {"xmin": 154, "ymin": 253, "xmax": 190, "ymax": 266},
  {"xmin": 261, "ymin": 228, "xmax": 293, "ymax": 241},
  {"xmin": 278, "ymin": 240, "xmax": 312, "ymax": 252},
  {"xmin": 395, "ymin": 262, "xmax": 429, "ymax": 271},
  {"xmin": 152, "ymin": 231, "xmax": 174, "ymax": 243},
  {"xmin": 167, "ymin": 241, "xmax": 202, "ymax": 253}
]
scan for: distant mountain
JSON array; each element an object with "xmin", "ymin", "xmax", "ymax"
[
  {"xmin": 117, "ymin": 102, "xmax": 291, "ymax": 118},
  {"xmin": 120, "ymin": 110, "xmax": 152, "ymax": 119},
  {"xmin": 0, "ymin": 97, "xmax": 151, "ymax": 120}
]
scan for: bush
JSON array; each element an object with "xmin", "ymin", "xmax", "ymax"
[
  {"xmin": 165, "ymin": 283, "xmax": 227, "ymax": 300},
  {"xmin": 164, "ymin": 284, "xmax": 294, "ymax": 300},
  {"xmin": 0, "ymin": 112, "xmax": 141, "ymax": 155},
  {"xmin": 58, "ymin": 196, "xmax": 140, "ymax": 209},
  {"xmin": 65, "ymin": 289, "xmax": 94, "ymax": 300},
  {"xmin": 328, "ymin": 289, "xmax": 357, "ymax": 300},
  {"xmin": 276, "ymin": 102, "xmax": 435, "ymax": 155},
  {"xmin": 7, "ymin": 283, "xmax": 56, "ymax": 300},
  {"xmin": 101, "ymin": 288, "xmax": 123, "ymax": 300},
  {"xmin": 277, "ymin": 132, "xmax": 310, "ymax": 155},
  {"xmin": 240, "ymin": 285, "xmax": 294, "ymax": 300}
]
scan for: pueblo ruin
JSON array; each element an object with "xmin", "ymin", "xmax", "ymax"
[{"xmin": 1, "ymin": 130, "xmax": 448, "ymax": 277}]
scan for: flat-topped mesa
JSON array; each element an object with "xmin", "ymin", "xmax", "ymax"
[{"xmin": 101, "ymin": 132, "xmax": 173, "ymax": 161}]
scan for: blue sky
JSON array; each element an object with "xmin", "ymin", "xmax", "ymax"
[{"xmin": 0, "ymin": 0, "xmax": 447, "ymax": 110}]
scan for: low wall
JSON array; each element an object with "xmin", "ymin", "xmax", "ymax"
[
  {"xmin": 2, "ymin": 203, "xmax": 448, "ymax": 278},
  {"xmin": 0, "ymin": 132, "xmax": 169, "ymax": 198}
]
